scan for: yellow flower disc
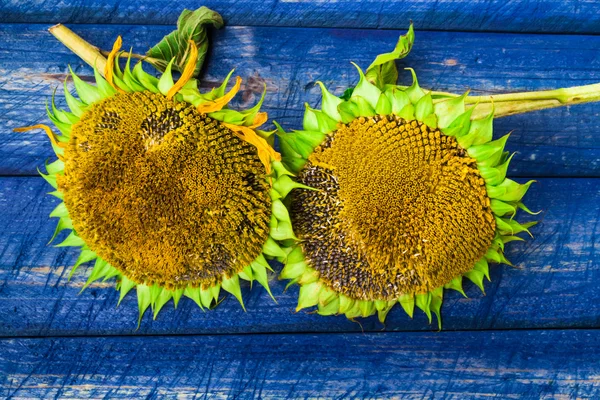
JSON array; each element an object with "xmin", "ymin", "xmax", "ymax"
[
  {"xmin": 291, "ymin": 115, "xmax": 496, "ymax": 300},
  {"xmin": 59, "ymin": 91, "xmax": 272, "ymax": 289}
]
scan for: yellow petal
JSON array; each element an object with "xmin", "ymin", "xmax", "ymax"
[
  {"xmin": 197, "ymin": 76, "xmax": 242, "ymax": 114},
  {"xmin": 14, "ymin": 124, "xmax": 66, "ymax": 161},
  {"xmin": 167, "ymin": 40, "xmax": 198, "ymax": 100},
  {"xmin": 249, "ymin": 112, "xmax": 268, "ymax": 128},
  {"xmin": 222, "ymin": 122, "xmax": 281, "ymax": 175},
  {"xmin": 104, "ymin": 36, "xmax": 124, "ymax": 92}
]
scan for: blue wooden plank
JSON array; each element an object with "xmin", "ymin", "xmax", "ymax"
[
  {"xmin": 1, "ymin": 330, "xmax": 599, "ymax": 398},
  {"xmin": 2, "ymin": 25, "xmax": 599, "ymax": 177},
  {"xmin": 1, "ymin": 0, "xmax": 600, "ymax": 34},
  {"xmin": 0, "ymin": 176, "xmax": 598, "ymax": 335}
]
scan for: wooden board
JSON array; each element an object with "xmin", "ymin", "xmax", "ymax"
[
  {"xmin": 1, "ymin": 329, "xmax": 599, "ymax": 398},
  {"xmin": 2, "ymin": 25, "xmax": 600, "ymax": 177},
  {"xmin": 2, "ymin": 1, "xmax": 600, "ymax": 33},
  {"xmin": 1, "ymin": 176, "xmax": 597, "ymax": 336}
]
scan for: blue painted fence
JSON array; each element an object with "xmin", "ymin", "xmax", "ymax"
[{"xmin": 0, "ymin": 0, "xmax": 598, "ymax": 397}]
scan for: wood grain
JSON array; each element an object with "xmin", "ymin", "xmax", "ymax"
[
  {"xmin": 2, "ymin": 25, "xmax": 600, "ymax": 177},
  {"xmin": 1, "ymin": 330, "xmax": 599, "ymax": 398},
  {"xmin": 1, "ymin": 176, "xmax": 597, "ymax": 336},
  {"xmin": 1, "ymin": 0, "xmax": 600, "ymax": 33}
]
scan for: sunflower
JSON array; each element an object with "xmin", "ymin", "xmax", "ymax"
[
  {"xmin": 16, "ymin": 36, "xmax": 298, "ymax": 325},
  {"xmin": 277, "ymin": 28, "xmax": 548, "ymax": 327}
]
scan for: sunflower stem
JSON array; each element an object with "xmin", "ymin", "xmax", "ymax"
[
  {"xmin": 99, "ymin": 50, "xmax": 165, "ymax": 71},
  {"xmin": 49, "ymin": 24, "xmax": 107, "ymax": 74},
  {"xmin": 417, "ymin": 83, "xmax": 600, "ymax": 119}
]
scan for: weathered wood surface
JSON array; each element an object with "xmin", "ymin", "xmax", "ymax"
[
  {"xmin": 1, "ymin": 330, "xmax": 599, "ymax": 398},
  {"xmin": 1, "ymin": 1, "xmax": 600, "ymax": 34},
  {"xmin": 2, "ymin": 25, "xmax": 600, "ymax": 177},
  {"xmin": 1, "ymin": 176, "xmax": 597, "ymax": 336}
]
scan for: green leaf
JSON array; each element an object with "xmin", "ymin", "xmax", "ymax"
[
  {"xmin": 146, "ymin": 7, "xmax": 224, "ymax": 78},
  {"xmin": 365, "ymin": 24, "xmax": 414, "ymax": 89}
]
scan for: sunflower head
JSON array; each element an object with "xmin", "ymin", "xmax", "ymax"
[
  {"xmin": 278, "ymin": 28, "xmax": 537, "ymax": 327},
  {"xmin": 18, "ymin": 37, "xmax": 297, "ymax": 325}
]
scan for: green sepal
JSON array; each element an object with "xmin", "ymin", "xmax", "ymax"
[
  {"xmin": 467, "ymin": 134, "xmax": 510, "ymax": 165},
  {"xmin": 338, "ymin": 100, "xmax": 360, "ymax": 124},
  {"xmin": 461, "ymin": 108, "xmax": 494, "ymax": 149},
  {"xmin": 280, "ymin": 261, "xmax": 308, "ymax": 281},
  {"xmin": 262, "ymin": 237, "xmax": 287, "ymax": 259},
  {"xmin": 56, "ymin": 231, "xmax": 85, "ymax": 248},
  {"xmin": 50, "ymin": 202, "xmax": 69, "ymax": 218},
  {"xmin": 433, "ymin": 91, "xmax": 468, "ymax": 129},
  {"xmin": 495, "ymin": 216, "xmax": 534, "ymax": 237},
  {"xmin": 404, "ymin": 68, "xmax": 425, "ymax": 103},
  {"xmin": 112, "ymin": 73, "xmax": 133, "ymax": 93},
  {"xmin": 375, "ymin": 93, "xmax": 392, "ymax": 115},
  {"xmin": 45, "ymin": 159, "xmax": 65, "ymax": 175},
  {"xmin": 240, "ymin": 85, "xmax": 267, "ymax": 126},
  {"xmin": 38, "ymin": 168, "xmax": 58, "ymax": 189},
  {"xmin": 441, "ymin": 107, "xmax": 473, "ymax": 138},
  {"xmin": 157, "ymin": 59, "xmax": 176, "ymax": 96},
  {"xmin": 464, "ymin": 270, "xmax": 486, "ymax": 294},
  {"xmin": 359, "ymin": 300, "xmax": 376, "ymax": 318},
  {"xmin": 318, "ymin": 287, "xmax": 338, "ymax": 307},
  {"xmin": 273, "ymin": 175, "xmax": 314, "ymax": 198},
  {"xmin": 102, "ymin": 264, "xmax": 121, "ymax": 282},
  {"xmin": 49, "ymin": 217, "xmax": 73, "ymax": 244},
  {"xmin": 251, "ymin": 261, "xmax": 276, "ymax": 301},
  {"xmin": 117, "ymin": 275, "xmax": 137, "ymax": 306},
  {"xmin": 298, "ymin": 269, "xmax": 320, "ymax": 285},
  {"xmin": 398, "ymin": 103, "xmax": 415, "ymax": 121},
  {"xmin": 93, "ymin": 67, "xmax": 117, "ymax": 98},
  {"xmin": 239, "ymin": 264, "xmax": 254, "ymax": 282},
  {"xmin": 200, "ymin": 288, "xmax": 214, "ymax": 308},
  {"xmin": 272, "ymin": 160, "xmax": 295, "ymax": 178},
  {"xmin": 73, "ymin": 248, "xmax": 97, "ymax": 270},
  {"xmin": 48, "ymin": 190, "xmax": 64, "ymax": 200},
  {"xmin": 123, "ymin": 54, "xmax": 147, "ymax": 92},
  {"xmin": 352, "ymin": 96, "xmax": 376, "ymax": 117},
  {"xmin": 443, "ymin": 276, "xmax": 466, "ymax": 297},
  {"xmin": 317, "ymin": 81, "xmax": 343, "ymax": 121},
  {"xmin": 422, "ymin": 113, "xmax": 438, "ymax": 129},
  {"xmin": 272, "ymin": 199, "xmax": 291, "ymax": 222},
  {"xmin": 386, "ymin": 87, "xmax": 411, "ymax": 115},
  {"xmin": 317, "ymin": 296, "xmax": 340, "ymax": 316},
  {"xmin": 172, "ymin": 288, "xmax": 185, "ymax": 308},
  {"xmin": 81, "ymin": 258, "xmax": 111, "ymax": 290},
  {"xmin": 415, "ymin": 293, "xmax": 432, "ymax": 323},
  {"xmin": 303, "ymin": 104, "xmax": 338, "ymax": 133},
  {"xmin": 430, "ymin": 287, "xmax": 443, "ymax": 330},
  {"xmin": 153, "ymin": 288, "xmax": 173, "ymax": 320},
  {"xmin": 344, "ymin": 301, "xmax": 362, "ymax": 319},
  {"xmin": 350, "ymin": 62, "xmax": 382, "ymax": 109},
  {"xmin": 133, "ymin": 62, "xmax": 160, "ymax": 93},
  {"xmin": 136, "ymin": 284, "xmax": 152, "ymax": 327},
  {"xmin": 376, "ymin": 300, "xmax": 396, "ymax": 323},
  {"xmin": 338, "ymin": 294, "xmax": 355, "ymax": 314},
  {"xmin": 487, "ymin": 179, "xmax": 535, "ymax": 202},
  {"xmin": 68, "ymin": 65, "xmax": 102, "ymax": 105},
  {"xmin": 222, "ymin": 275, "xmax": 245, "ymax": 310},
  {"xmin": 490, "ymin": 199, "xmax": 517, "ymax": 217},
  {"xmin": 415, "ymin": 92, "xmax": 434, "ymax": 121},
  {"xmin": 183, "ymin": 286, "xmax": 204, "ymax": 310},
  {"xmin": 473, "ymin": 259, "xmax": 491, "ymax": 281},
  {"xmin": 296, "ymin": 281, "xmax": 323, "ymax": 311},
  {"xmin": 480, "ymin": 153, "xmax": 514, "ymax": 186},
  {"xmin": 398, "ymin": 293, "xmax": 415, "ymax": 318},
  {"xmin": 63, "ymin": 79, "xmax": 87, "ymax": 117}
]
